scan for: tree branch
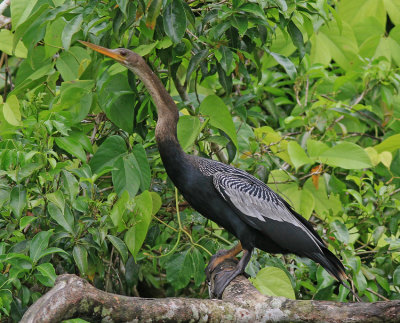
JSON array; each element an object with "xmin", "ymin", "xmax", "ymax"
[{"xmin": 21, "ymin": 259, "xmax": 400, "ymax": 323}]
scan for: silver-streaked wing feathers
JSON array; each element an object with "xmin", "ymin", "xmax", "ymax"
[{"xmin": 212, "ymin": 171, "xmax": 325, "ymax": 252}]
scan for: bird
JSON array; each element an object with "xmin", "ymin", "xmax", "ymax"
[{"xmin": 79, "ymin": 40, "xmax": 357, "ymax": 300}]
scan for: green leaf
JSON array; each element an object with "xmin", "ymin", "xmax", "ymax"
[
  {"xmin": 62, "ymin": 170, "xmax": 79, "ymax": 201},
  {"xmin": 374, "ymin": 134, "xmax": 400, "ymax": 153},
  {"xmin": 19, "ymin": 216, "xmax": 37, "ymax": 230},
  {"xmin": 146, "ymin": 0, "xmax": 163, "ymax": 30},
  {"xmin": 218, "ymin": 46, "xmax": 233, "ymax": 75},
  {"xmin": 287, "ymin": 141, "xmax": 312, "ymax": 169},
  {"xmin": 107, "ymin": 235, "xmax": 129, "ymax": 263},
  {"xmin": 163, "ymin": 0, "xmax": 187, "ymax": 43},
  {"xmin": 185, "ymin": 49, "xmax": 209, "ymax": 85},
  {"xmin": 55, "ymin": 137, "xmax": 86, "ymax": 162},
  {"xmin": 199, "ymin": 95, "xmax": 238, "ymax": 148},
  {"xmin": 331, "ymin": 220, "xmax": 349, "ymax": 244},
  {"xmin": 73, "ymin": 245, "xmax": 88, "ymax": 275},
  {"xmin": 269, "ymin": 51, "xmax": 297, "ymax": 79},
  {"xmin": 3, "ymin": 95, "xmax": 22, "ymax": 126},
  {"xmin": 46, "ymin": 191, "xmax": 65, "ymax": 214},
  {"xmin": 30, "ymin": 230, "xmax": 53, "ymax": 263},
  {"xmin": 35, "ymin": 247, "xmax": 69, "ymax": 261},
  {"xmin": 0, "ymin": 29, "xmax": 27, "ymax": 58},
  {"xmin": 250, "ymin": 267, "xmax": 295, "ymax": 299},
  {"xmin": 165, "ymin": 250, "xmax": 192, "ymax": 289},
  {"xmin": 287, "ymin": 21, "xmax": 305, "ymax": 59},
  {"xmin": 10, "ymin": 185, "xmax": 26, "ymax": 219},
  {"xmin": 177, "ymin": 115, "xmax": 201, "ymax": 151},
  {"xmin": 44, "ymin": 18, "xmax": 66, "ymax": 58},
  {"xmin": 150, "ymin": 191, "xmax": 162, "ymax": 215},
  {"xmin": 89, "ymin": 136, "xmax": 127, "ymax": 174},
  {"xmin": 47, "ymin": 202, "xmax": 75, "ymax": 234},
  {"xmin": 393, "ymin": 266, "xmax": 400, "ymax": 286},
  {"xmin": 319, "ymin": 142, "xmax": 372, "ymax": 169},
  {"xmin": 110, "ymin": 190, "xmax": 130, "ymax": 230},
  {"xmin": 307, "ymin": 139, "xmax": 330, "ymax": 158},
  {"xmin": 10, "ymin": 0, "xmax": 38, "ymax": 29},
  {"xmin": 112, "ymin": 154, "xmax": 141, "ymax": 198},
  {"xmin": 35, "ymin": 263, "xmax": 56, "ymax": 287},
  {"xmin": 62, "ymin": 14, "xmax": 83, "ymax": 51},
  {"xmin": 353, "ymin": 269, "xmax": 367, "ymax": 293},
  {"xmin": 124, "ymin": 191, "xmax": 153, "ymax": 260},
  {"xmin": 132, "ymin": 144, "xmax": 151, "ymax": 192}
]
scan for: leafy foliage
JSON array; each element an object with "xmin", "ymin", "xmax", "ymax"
[{"xmin": 0, "ymin": 0, "xmax": 400, "ymax": 320}]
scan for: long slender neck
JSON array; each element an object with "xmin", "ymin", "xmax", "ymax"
[{"xmin": 128, "ymin": 59, "xmax": 179, "ymax": 145}]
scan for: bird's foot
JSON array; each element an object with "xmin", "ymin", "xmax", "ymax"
[
  {"xmin": 205, "ymin": 243, "xmax": 243, "ymax": 281},
  {"xmin": 209, "ymin": 260, "xmax": 242, "ymax": 299}
]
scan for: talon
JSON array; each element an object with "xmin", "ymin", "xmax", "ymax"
[{"xmin": 207, "ymin": 248, "xmax": 253, "ymax": 299}]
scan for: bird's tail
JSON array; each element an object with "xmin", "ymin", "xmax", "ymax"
[{"xmin": 308, "ymin": 248, "xmax": 362, "ymax": 302}]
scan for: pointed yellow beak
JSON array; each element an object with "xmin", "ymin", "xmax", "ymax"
[{"xmin": 79, "ymin": 40, "xmax": 124, "ymax": 62}]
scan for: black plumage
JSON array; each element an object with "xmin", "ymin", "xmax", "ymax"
[{"xmin": 80, "ymin": 41, "xmax": 352, "ymax": 299}]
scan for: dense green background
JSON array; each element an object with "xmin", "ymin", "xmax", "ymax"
[{"xmin": 1, "ymin": 0, "xmax": 400, "ymax": 320}]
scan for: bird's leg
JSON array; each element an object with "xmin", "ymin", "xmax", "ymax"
[
  {"xmin": 205, "ymin": 242, "xmax": 243, "ymax": 281},
  {"xmin": 207, "ymin": 246, "xmax": 253, "ymax": 299}
]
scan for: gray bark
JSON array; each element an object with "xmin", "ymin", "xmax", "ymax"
[{"xmin": 21, "ymin": 259, "xmax": 400, "ymax": 323}]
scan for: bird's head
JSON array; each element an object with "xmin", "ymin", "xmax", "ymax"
[{"xmin": 79, "ymin": 40, "xmax": 143, "ymax": 70}]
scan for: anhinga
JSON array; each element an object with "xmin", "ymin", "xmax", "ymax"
[{"xmin": 80, "ymin": 40, "xmax": 354, "ymax": 299}]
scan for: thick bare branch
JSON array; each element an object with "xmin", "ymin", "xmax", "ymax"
[{"xmin": 21, "ymin": 258, "xmax": 400, "ymax": 323}]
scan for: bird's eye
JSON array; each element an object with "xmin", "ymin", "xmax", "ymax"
[{"xmin": 120, "ymin": 50, "xmax": 127, "ymax": 57}]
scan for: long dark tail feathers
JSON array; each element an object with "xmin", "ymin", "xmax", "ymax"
[{"xmin": 309, "ymin": 249, "xmax": 362, "ymax": 302}]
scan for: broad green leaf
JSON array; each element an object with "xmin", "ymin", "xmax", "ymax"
[
  {"xmin": 62, "ymin": 14, "xmax": 83, "ymax": 50},
  {"xmin": 282, "ymin": 186, "xmax": 315, "ymax": 220},
  {"xmin": 110, "ymin": 190, "xmax": 130, "ymax": 230},
  {"xmin": 190, "ymin": 248, "xmax": 206, "ymax": 286},
  {"xmin": 107, "ymin": 235, "xmax": 129, "ymax": 263},
  {"xmin": 10, "ymin": 0, "xmax": 38, "ymax": 29},
  {"xmin": 379, "ymin": 151, "xmax": 392, "ymax": 168},
  {"xmin": 52, "ymin": 79, "xmax": 94, "ymax": 124},
  {"xmin": 46, "ymin": 191, "xmax": 65, "ymax": 214},
  {"xmin": 353, "ymin": 269, "xmax": 367, "ymax": 293},
  {"xmin": 269, "ymin": 51, "xmax": 297, "ymax": 79},
  {"xmin": 89, "ymin": 136, "xmax": 127, "ymax": 174},
  {"xmin": 10, "ymin": 185, "xmax": 26, "ymax": 219},
  {"xmin": 3, "ymin": 95, "xmax": 22, "ymax": 126},
  {"xmin": 163, "ymin": 0, "xmax": 186, "ymax": 43},
  {"xmin": 112, "ymin": 154, "xmax": 141, "ymax": 198},
  {"xmin": 394, "ymin": 266, "xmax": 400, "ymax": 286},
  {"xmin": 62, "ymin": 170, "xmax": 79, "ymax": 201},
  {"xmin": 185, "ymin": 49, "xmax": 209, "ymax": 86},
  {"xmin": 44, "ymin": 18, "xmax": 66, "ymax": 58},
  {"xmin": 287, "ymin": 141, "xmax": 312, "ymax": 169},
  {"xmin": 35, "ymin": 263, "xmax": 56, "ymax": 287},
  {"xmin": 199, "ymin": 95, "xmax": 238, "ymax": 148},
  {"xmin": 250, "ymin": 267, "xmax": 295, "ymax": 299},
  {"xmin": 146, "ymin": 0, "xmax": 163, "ymax": 30},
  {"xmin": 35, "ymin": 247, "xmax": 69, "ymax": 262},
  {"xmin": 98, "ymin": 72, "xmax": 135, "ymax": 133},
  {"xmin": 331, "ymin": 220, "xmax": 349, "ymax": 244},
  {"xmin": 55, "ymin": 137, "xmax": 86, "ymax": 162},
  {"xmin": 218, "ymin": 46, "xmax": 234, "ymax": 75},
  {"xmin": 47, "ymin": 202, "xmax": 74, "ymax": 234},
  {"xmin": 30, "ymin": 230, "xmax": 53, "ymax": 263},
  {"xmin": 0, "ymin": 29, "xmax": 27, "ymax": 58},
  {"xmin": 150, "ymin": 192, "xmax": 162, "ymax": 215},
  {"xmin": 374, "ymin": 134, "xmax": 400, "ymax": 153},
  {"xmin": 319, "ymin": 142, "xmax": 372, "ymax": 169},
  {"xmin": 231, "ymin": 14, "xmax": 248, "ymax": 35},
  {"xmin": 165, "ymin": 250, "xmax": 192, "ymax": 289},
  {"xmin": 125, "ymin": 191, "xmax": 153, "ymax": 260},
  {"xmin": 19, "ymin": 216, "xmax": 37, "ymax": 230},
  {"xmin": 177, "ymin": 115, "xmax": 201, "ymax": 151},
  {"xmin": 132, "ymin": 145, "xmax": 151, "ymax": 191},
  {"xmin": 73, "ymin": 245, "xmax": 88, "ymax": 275},
  {"xmin": 287, "ymin": 21, "xmax": 305, "ymax": 59}
]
